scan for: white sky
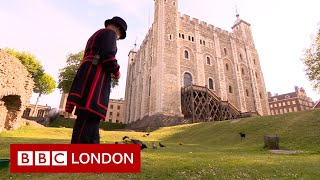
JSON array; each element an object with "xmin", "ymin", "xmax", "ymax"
[{"xmin": 0, "ymin": 0, "xmax": 319, "ymax": 109}]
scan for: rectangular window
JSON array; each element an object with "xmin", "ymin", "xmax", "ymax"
[
  {"xmin": 284, "ymin": 108, "xmax": 287, "ymax": 113},
  {"xmin": 117, "ymin": 112, "xmax": 120, "ymax": 117},
  {"xmin": 116, "ymin": 120, "xmax": 119, "ymax": 123},
  {"xmin": 282, "ymin": 102, "xmax": 286, "ymax": 106},
  {"xmin": 271, "ymin": 110, "xmax": 274, "ymax": 115},
  {"xmin": 270, "ymin": 104, "xmax": 273, "ymax": 108},
  {"xmin": 289, "ymin": 108, "xmax": 292, "ymax": 112},
  {"xmin": 117, "ymin": 106, "xmax": 120, "ymax": 110},
  {"xmin": 274, "ymin": 104, "xmax": 277, "ymax": 107},
  {"xmin": 292, "ymin": 101, "xmax": 296, "ymax": 105},
  {"xmin": 280, "ymin": 109, "xmax": 283, "ymax": 114},
  {"xmin": 109, "ymin": 112, "xmax": 113, "ymax": 116},
  {"xmin": 110, "ymin": 105, "xmax": 113, "ymax": 109},
  {"xmin": 279, "ymin": 103, "xmax": 282, "ymax": 107},
  {"xmin": 294, "ymin": 107, "xmax": 297, "ymax": 111}
]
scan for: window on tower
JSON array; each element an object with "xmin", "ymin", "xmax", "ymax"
[
  {"xmin": 208, "ymin": 78, "xmax": 214, "ymax": 90},
  {"xmin": 225, "ymin": 63, "xmax": 229, "ymax": 71},
  {"xmin": 228, "ymin": 85, "xmax": 233, "ymax": 93},
  {"xmin": 224, "ymin": 48, "xmax": 228, "ymax": 55},
  {"xmin": 206, "ymin": 57, "xmax": 211, "ymax": 65},
  {"xmin": 184, "ymin": 50, "xmax": 189, "ymax": 59},
  {"xmin": 183, "ymin": 72, "xmax": 192, "ymax": 87}
]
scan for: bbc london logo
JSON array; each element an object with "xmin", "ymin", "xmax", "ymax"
[{"xmin": 10, "ymin": 144, "xmax": 141, "ymax": 173}]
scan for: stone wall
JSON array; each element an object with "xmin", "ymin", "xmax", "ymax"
[{"xmin": 0, "ymin": 49, "xmax": 34, "ymax": 132}]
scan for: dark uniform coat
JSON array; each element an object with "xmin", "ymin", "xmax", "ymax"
[{"xmin": 65, "ymin": 28, "xmax": 120, "ymax": 119}]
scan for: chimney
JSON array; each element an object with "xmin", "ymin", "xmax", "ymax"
[{"xmin": 267, "ymin": 92, "xmax": 272, "ymax": 98}]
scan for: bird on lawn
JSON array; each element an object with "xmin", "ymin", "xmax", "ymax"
[
  {"xmin": 131, "ymin": 139, "xmax": 148, "ymax": 150},
  {"xmin": 152, "ymin": 142, "xmax": 157, "ymax": 149},
  {"xmin": 122, "ymin": 136, "xmax": 129, "ymax": 141},
  {"xmin": 159, "ymin": 142, "xmax": 166, "ymax": 147},
  {"xmin": 239, "ymin": 133, "xmax": 246, "ymax": 140},
  {"xmin": 142, "ymin": 133, "xmax": 150, "ymax": 137}
]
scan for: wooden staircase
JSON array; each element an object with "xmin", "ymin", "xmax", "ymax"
[{"xmin": 181, "ymin": 84, "xmax": 242, "ymax": 122}]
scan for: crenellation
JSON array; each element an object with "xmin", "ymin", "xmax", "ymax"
[
  {"xmin": 192, "ymin": 18, "xmax": 199, "ymax": 24},
  {"xmin": 200, "ymin": 21, "xmax": 207, "ymax": 27}
]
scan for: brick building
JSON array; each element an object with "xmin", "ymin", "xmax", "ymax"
[
  {"xmin": 22, "ymin": 104, "xmax": 51, "ymax": 118},
  {"xmin": 104, "ymin": 99, "xmax": 125, "ymax": 124},
  {"xmin": 59, "ymin": 93, "xmax": 126, "ymax": 123},
  {"xmin": 125, "ymin": 0, "xmax": 270, "ymax": 124},
  {"xmin": 268, "ymin": 86, "xmax": 315, "ymax": 115}
]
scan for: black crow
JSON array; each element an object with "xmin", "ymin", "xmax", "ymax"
[
  {"xmin": 159, "ymin": 142, "xmax": 166, "ymax": 147},
  {"xmin": 131, "ymin": 139, "xmax": 148, "ymax": 150},
  {"xmin": 122, "ymin": 136, "xmax": 129, "ymax": 141},
  {"xmin": 239, "ymin": 133, "xmax": 246, "ymax": 139}
]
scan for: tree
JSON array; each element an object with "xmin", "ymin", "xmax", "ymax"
[
  {"xmin": 58, "ymin": 50, "xmax": 119, "ymax": 93},
  {"xmin": 33, "ymin": 74, "xmax": 56, "ymax": 116},
  {"xmin": 5, "ymin": 48, "xmax": 44, "ymax": 79},
  {"xmin": 302, "ymin": 25, "xmax": 320, "ymax": 93}
]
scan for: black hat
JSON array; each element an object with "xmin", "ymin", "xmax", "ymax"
[{"xmin": 104, "ymin": 16, "xmax": 127, "ymax": 39}]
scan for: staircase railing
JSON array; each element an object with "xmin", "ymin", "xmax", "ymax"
[{"xmin": 181, "ymin": 84, "xmax": 241, "ymax": 122}]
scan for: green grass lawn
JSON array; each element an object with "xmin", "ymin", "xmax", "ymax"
[{"xmin": 1, "ymin": 109, "xmax": 320, "ymax": 179}]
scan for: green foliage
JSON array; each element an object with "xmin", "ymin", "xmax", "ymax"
[
  {"xmin": 58, "ymin": 51, "xmax": 84, "ymax": 93},
  {"xmin": 34, "ymin": 73, "xmax": 56, "ymax": 96},
  {"xmin": 5, "ymin": 48, "xmax": 44, "ymax": 79},
  {"xmin": 58, "ymin": 50, "xmax": 119, "ymax": 93},
  {"xmin": 49, "ymin": 117, "xmax": 126, "ymax": 130},
  {"xmin": 302, "ymin": 25, "xmax": 320, "ymax": 93}
]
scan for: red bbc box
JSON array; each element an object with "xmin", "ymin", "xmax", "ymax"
[{"xmin": 10, "ymin": 144, "xmax": 141, "ymax": 173}]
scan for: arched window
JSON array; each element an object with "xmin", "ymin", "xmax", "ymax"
[
  {"xmin": 208, "ymin": 78, "xmax": 214, "ymax": 90},
  {"xmin": 239, "ymin": 54, "xmax": 243, "ymax": 60},
  {"xmin": 259, "ymin": 92, "xmax": 263, "ymax": 99},
  {"xmin": 225, "ymin": 63, "xmax": 229, "ymax": 71},
  {"xmin": 253, "ymin": 59, "xmax": 256, "ymax": 65},
  {"xmin": 192, "ymin": 37, "xmax": 194, "ymax": 42},
  {"xmin": 200, "ymin": 40, "xmax": 202, "ymax": 44},
  {"xmin": 188, "ymin": 36, "xmax": 191, "ymax": 41},
  {"xmin": 255, "ymin": 72, "xmax": 258, "ymax": 79},
  {"xmin": 224, "ymin": 48, "xmax": 227, "ymax": 55},
  {"xmin": 182, "ymin": 34, "xmax": 184, "ymax": 39},
  {"xmin": 179, "ymin": 33, "xmax": 181, "ymax": 38},
  {"xmin": 241, "ymin": 68, "xmax": 245, "ymax": 75},
  {"xmin": 206, "ymin": 57, "xmax": 211, "ymax": 65},
  {"xmin": 184, "ymin": 50, "xmax": 189, "ymax": 59},
  {"xmin": 246, "ymin": 89, "xmax": 249, "ymax": 97},
  {"xmin": 228, "ymin": 85, "xmax": 233, "ymax": 93},
  {"xmin": 183, "ymin": 73, "xmax": 192, "ymax": 87}
]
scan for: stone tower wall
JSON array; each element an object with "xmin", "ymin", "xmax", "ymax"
[{"xmin": 125, "ymin": 0, "xmax": 270, "ymax": 123}]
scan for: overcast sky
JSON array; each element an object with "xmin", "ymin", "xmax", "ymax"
[{"xmin": 0, "ymin": 0, "xmax": 319, "ymax": 109}]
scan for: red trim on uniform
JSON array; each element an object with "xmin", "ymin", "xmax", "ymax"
[
  {"xmin": 89, "ymin": 29, "xmax": 104, "ymax": 55},
  {"xmin": 97, "ymin": 73, "xmax": 108, "ymax": 111},
  {"xmin": 69, "ymin": 93, "xmax": 81, "ymax": 98},
  {"xmin": 77, "ymin": 115, "xmax": 88, "ymax": 143},
  {"xmin": 102, "ymin": 57, "xmax": 116, "ymax": 63},
  {"xmin": 66, "ymin": 102, "xmax": 107, "ymax": 120},
  {"xmin": 113, "ymin": 71, "xmax": 120, "ymax": 78},
  {"xmin": 86, "ymin": 64, "xmax": 102, "ymax": 108}
]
